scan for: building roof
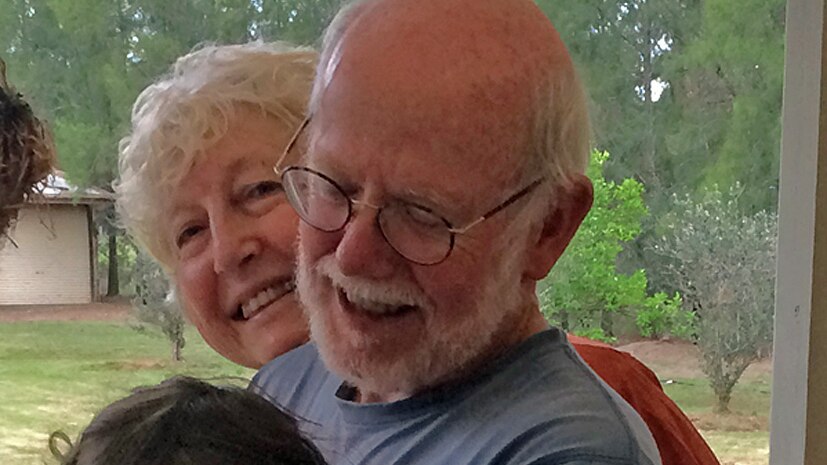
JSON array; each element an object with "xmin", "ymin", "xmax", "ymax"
[{"xmin": 38, "ymin": 171, "xmax": 114, "ymax": 205}]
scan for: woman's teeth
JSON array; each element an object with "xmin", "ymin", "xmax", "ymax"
[{"xmin": 240, "ymin": 281, "xmax": 295, "ymax": 319}]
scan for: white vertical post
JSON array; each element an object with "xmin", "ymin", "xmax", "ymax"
[{"xmin": 770, "ymin": 0, "xmax": 827, "ymax": 464}]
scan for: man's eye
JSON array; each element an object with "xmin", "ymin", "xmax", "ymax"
[
  {"xmin": 176, "ymin": 225, "xmax": 205, "ymax": 249},
  {"xmin": 245, "ymin": 181, "xmax": 283, "ymax": 199},
  {"xmin": 404, "ymin": 204, "xmax": 444, "ymax": 228}
]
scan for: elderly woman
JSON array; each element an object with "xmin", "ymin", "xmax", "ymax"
[{"xmin": 116, "ymin": 42, "xmax": 315, "ymax": 368}]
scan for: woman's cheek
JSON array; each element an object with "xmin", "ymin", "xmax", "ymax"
[{"xmin": 174, "ymin": 259, "xmax": 216, "ymax": 327}]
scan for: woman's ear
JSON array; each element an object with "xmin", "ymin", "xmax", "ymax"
[{"xmin": 524, "ymin": 174, "xmax": 593, "ymax": 280}]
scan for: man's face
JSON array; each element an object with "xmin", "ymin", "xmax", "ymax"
[{"xmin": 295, "ymin": 60, "xmax": 541, "ymax": 399}]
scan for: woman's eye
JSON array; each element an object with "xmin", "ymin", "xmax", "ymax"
[
  {"xmin": 176, "ymin": 225, "xmax": 205, "ymax": 249},
  {"xmin": 245, "ymin": 181, "xmax": 283, "ymax": 199}
]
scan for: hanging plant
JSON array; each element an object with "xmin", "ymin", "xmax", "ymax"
[{"xmin": 0, "ymin": 57, "xmax": 55, "ymax": 236}]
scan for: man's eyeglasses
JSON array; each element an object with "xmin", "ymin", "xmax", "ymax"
[{"xmin": 275, "ymin": 117, "xmax": 544, "ymax": 266}]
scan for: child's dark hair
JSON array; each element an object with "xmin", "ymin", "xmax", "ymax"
[{"xmin": 50, "ymin": 376, "xmax": 326, "ymax": 465}]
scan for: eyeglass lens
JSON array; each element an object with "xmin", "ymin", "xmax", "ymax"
[{"xmin": 282, "ymin": 167, "xmax": 454, "ymax": 264}]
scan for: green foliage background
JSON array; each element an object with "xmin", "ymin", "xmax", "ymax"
[
  {"xmin": 2, "ymin": 0, "xmax": 783, "ymax": 347},
  {"xmin": 2, "ymin": 0, "xmax": 784, "ymax": 209},
  {"xmin": 539, "ymin": 151, "xmax": 692, "ymax": 342}
]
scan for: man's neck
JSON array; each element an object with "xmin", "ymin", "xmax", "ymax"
[{"xmin": 354, "ymin": 388, "xmax": 410, "ymax": 404}]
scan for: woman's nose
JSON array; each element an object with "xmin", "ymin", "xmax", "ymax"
[{"xmin": 211, "ymin": 212, "xmax": 262, "ymax": 274}]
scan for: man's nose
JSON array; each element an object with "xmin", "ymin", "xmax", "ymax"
[
  {"xmin": 211, "ymin": 211, "xmax": 261, "ymax": 274},
  {"xmin": 335, "ymin": 206, "xmax": 398, "ymax": 279}
]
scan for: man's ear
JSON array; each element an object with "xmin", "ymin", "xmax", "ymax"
[{"xmin": 524, "ymin": 174, "xmax": 593, "ymax": 280}]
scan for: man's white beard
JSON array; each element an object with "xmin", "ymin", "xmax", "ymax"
[{"xmin": 296, "ymin": 238, "xmax": 528, "ymax": 400}]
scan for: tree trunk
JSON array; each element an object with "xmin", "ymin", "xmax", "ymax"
[
  {"xmin": 558, "ymin": 309, "xmax": 570, "ymax": 332},
  {"xmin": 172, "ymin": 339, "xmax": 182, "ymax": 362},
  {"xmin": 600, "ymin": 311, "xmax": 615, "ymax": 339},
  {"xmin": 106, "ymin": 231, "xmax": 119, "ymax": 296},
  {"xmin": 714, "ymin": 389, "xmax": 732, "ymax": 414},
  {"xmin": 640, "ymin": 22, "xmax": 662, "ymax": 196}
]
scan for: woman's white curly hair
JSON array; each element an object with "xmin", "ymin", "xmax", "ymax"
[{"xmin": 115, "ymin": 42, "xmax": 317, "ymax": 271}]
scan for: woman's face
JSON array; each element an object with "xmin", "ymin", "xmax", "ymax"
[{"xmin": 168, "ymin": 107, "xmax": 307, "ymax": 368}]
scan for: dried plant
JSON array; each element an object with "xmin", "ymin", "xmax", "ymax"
[{"xmin": 0, "ymin": 57, "xmax": 56, "ymax": 237}]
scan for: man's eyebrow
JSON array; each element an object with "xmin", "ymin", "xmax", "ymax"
[
  {"xmin": 167, "ymin": 204, "xmax": 191, "ymax": 220},
  {"xmin": 306, "ymin": 160, "xmax": 353, "ymax": 187},
  {"xmin": 398, "ymin": 186, "xmax": 459, "ymax": 213},
  {"xmin": 225, "ymin": 156, "xmax": 250, "ymax": 175},
  {"xmin": 305, "ymin": 157, "xmax": 462, "ymax": 212}
]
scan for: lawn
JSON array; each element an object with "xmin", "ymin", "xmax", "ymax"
[
  {"xmin": 0, "ymin": 321, "xmax": 771, "ymax": 465},
  {"xmin": 0, "ymin": 321, "xmax": 254, "ymax": 464},
  {"xmin": 663, "ymin": 378, "xmax": 771, "ymax": 465}
]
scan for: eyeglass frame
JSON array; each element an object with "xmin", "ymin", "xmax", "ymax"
[{"xmin": 274, "ymin": 116, "xmax": 546, "ymax": 265}]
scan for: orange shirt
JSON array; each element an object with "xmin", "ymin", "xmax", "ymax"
[{"xmin": 569, "ymin": 335, "xmax": 720, "ymax": 465}]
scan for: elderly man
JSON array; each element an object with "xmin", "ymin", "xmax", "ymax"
[{"xmin": 254, "ymin": 0, "xmax": 662, "ymax": 464}]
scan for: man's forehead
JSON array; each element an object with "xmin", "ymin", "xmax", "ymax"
[
  {"xmin": 329, "ymin": 18, "xmax": 527, "ymax": 107},
  {"xmin": 306, "ymin": 0, "xmax": 572, "ymax": 205},
  {"xmin": 307, "ymin": 120, "xmax": 523, "ymax": 216},
  {"xmin": 311, "ymin": 0, "xmax": 573, "ymax": 162}
]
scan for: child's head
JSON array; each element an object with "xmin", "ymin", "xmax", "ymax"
[{"xmin": 52, "ymin": 376, "xmax": 326, "ymax": 465}]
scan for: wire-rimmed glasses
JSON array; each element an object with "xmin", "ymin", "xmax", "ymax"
[{"xmin": 275, "ymin": 117, "xmax": 544, "ymax": 265}]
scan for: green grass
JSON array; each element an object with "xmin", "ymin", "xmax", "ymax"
[
  {"xmin": 663, "ymin": 378, "xmax": 771, "ymax": 465},
  {"xmin": 0, "ymin": 322, "xmax": 772, "ymax": 465},
  {"xmin": 702, "ymin": 431, "xmax": 770, "ymax": 465},
  {"xmin": 663, "ymin": 377, "xmax": 772, "ymax": 417},
  {"xmin": 0, "ymin": 322, "xmax": 253, "ymax": 464}
]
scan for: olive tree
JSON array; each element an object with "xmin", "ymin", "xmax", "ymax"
[
  {"xmin": 649, "ymin": 185, "xmax": 777, "ymax": 413},
  {"xmin": 131, "ymin": 251, "xmax": 185, "ymax": 362}
]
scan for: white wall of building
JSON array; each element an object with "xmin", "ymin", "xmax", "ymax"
[{"xmin": 0, "ymin": 204, "xmax": 93, "ymax": 305}]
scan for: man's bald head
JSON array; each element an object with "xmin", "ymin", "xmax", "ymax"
[{"xmin": 310, "ymin": 0, "xmax": 590, "ymax": 188}]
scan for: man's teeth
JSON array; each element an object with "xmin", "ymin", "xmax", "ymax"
[
  {"xmin": 343, "ymin": 290, "xmax": 413, "ymax": 315},
  {"xmin": 240, "ymin": 282, "xmax": 295, "ymax": 319}
]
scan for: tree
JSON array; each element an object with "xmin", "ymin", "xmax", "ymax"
[
  {"xmin": 539, "ymin": 151, "xmax": 688, "ymax": 342},
  {"xmin": 131, "ymin": 250, "xmax": 185, "ymax": 361},
  {"xmin": 535, "ymin": 0, "xmax": 701, "ymax": 202},
  {"xmin": 666, "ymin": 0, "xmax": 786, "ymax": 214},
  {"xmin": 535, "ymin": 0, "xmax": 785, "ymax": 314},
  {"xmin": 649, "ymin": 185, "xmax": 776, "ymax": 413},
  {"xmin": 533, "ymin": 0, "xmax": 706, "ymax": 302}
]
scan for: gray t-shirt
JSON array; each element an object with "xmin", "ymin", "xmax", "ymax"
[{"xmin": 252, "ymin": 328, "xmax": 661, "ymax": 465}]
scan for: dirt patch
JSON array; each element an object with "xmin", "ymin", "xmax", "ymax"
[
  {"xmin": 94, "ymin": 358, "xmax": 167, "ymax": 371},
  {"xmin": 0, "ymin": 302, "xmax": 130, "ymax": 323},
  {"xmin": 616, "ymin": 339, "xmax": 772, "ymax": 380},
  {"xmin": 691, "ymin": 412, "xmax": 769, "ymax": 433}
]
